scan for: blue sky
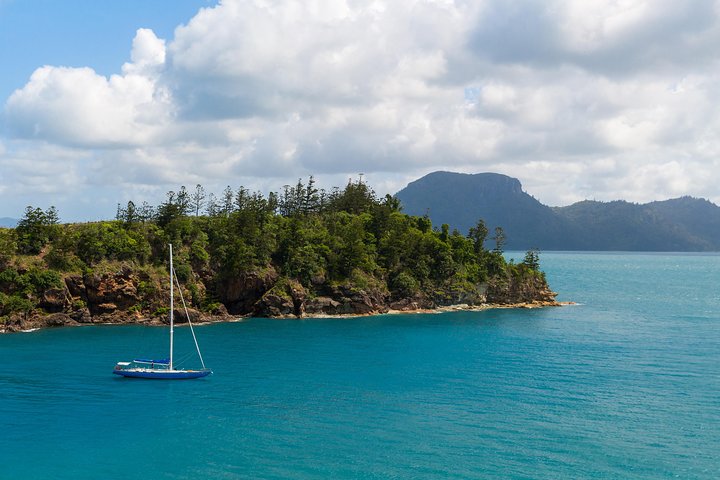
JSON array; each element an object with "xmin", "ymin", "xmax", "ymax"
[
  {"xmin": 0, "ymin": 0, "xmax": 214, "ymax": 103},
  {"xmin": 2, "ymin": 0, "xmax": 720, "ymax": 222}
]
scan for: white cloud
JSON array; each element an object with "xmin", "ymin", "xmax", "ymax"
[
  {"xmin": 5, "ymin": 29, "xmax": 170, "ymax": 148},
  {"xmin": 3, "ymin": 0, "xmax": 720, "ymax": 221},
  {"xmin": 124, "ymin": 28, "xmax": 166, "ymax": 75},
  {"xmin": 167, "ymin": 0, "xmax": 476, "ymax": 121},
  {"xmin": 560, "ymin": 1, "xmax": 658, "ymax": 52}
]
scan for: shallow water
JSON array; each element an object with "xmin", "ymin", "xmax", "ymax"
[{"xmin": 1, "ymin": 252, "xmax": 719, "ymax": 479}]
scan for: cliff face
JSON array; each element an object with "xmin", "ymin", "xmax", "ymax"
[
  {"xmin": 2, "ymin": 266, "xmax": 229, "ymax": 332},
  {"xmin": 2, "ymin": 264, "xmax": 558, "ymax": 332}
]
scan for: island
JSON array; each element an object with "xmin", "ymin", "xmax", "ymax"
[{"xmin": 0, "ymin": 178, "xmax": 558, "ymax": 333}]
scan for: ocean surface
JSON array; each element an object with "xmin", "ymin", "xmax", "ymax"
[{"xmin": 1, "ymin": 252, "xmax": 718, "ymax": 479}]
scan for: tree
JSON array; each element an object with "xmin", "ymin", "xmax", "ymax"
[
  {"xmin": 302, "ymin": 175, "xmax": 320, "ymax": 214},
  {"xmin": 116, "ymin": 200, "xmax": 138, "ymax": 225},
  {"xmin": 267, "ymin": 191, "xmax": 279, "ymax": 215},
  {"xmin": 492, "ymin": 226, "xmax": 506, "ymax": 254},
  {"xmin": 139, "ymin": 201, "xmax": 155, "ymax": 222},
  {"xmin": 0, "ymin": 228, "xmax": 17, "ymax": 265},
  {"xmin": 191, "ymin": 184, "xmax": 206, "ymax": 217},
  {"xmin": 522, "ymin": 248, "xmax": 540, "ymax": 271},
  {"xmin": 329, "ymin": 177, "xmax": 377, "ymax": 214},
  {"xmin": 234, "ymin": 186, "xmax": 248, "ymax": 211},
  {"xmin": 382, "ymin": 194, "xmax": 402, "ymax": 212},
  {"xmin": 176, "ymin": 186, "xmax": 191, "ymax": 215},
  {"xmin": 293, "ymin": 178, "xmax": 305, "ymax": 214},
  {"xmin": 416, "ymin": 215, "xmax": 432, "ymax": 233},
  {"xmin": 439, "ymin": 223, "xmax": 449, "ymax": 242},
  {"xmin": 45, "ymin": 206, "xmax": 59, "ymax": 225},
  {"xmin": 75, "ymin": 223, "xmax": 108, "ymax": 265},
  {"xmin": 155, "ymin": 191, "xmax": 183, "ymax": 227},
  {"xmin": 15, "ymin": 206, "xmax": 59, "ymax": 254},
  {"xmin": 205, "ymin": 193, "xmax": 219, "ymax": 217},
  {"xmin": 468, "ymin": 219, "xmax": 488, "ymax": 254},
  {"xmin": 279, "ymin": 185, "xmax": 292, "ymax": 216},
  {"xmin": 222, "ymin": 186, "xmax": 234, "ymax": 216}
]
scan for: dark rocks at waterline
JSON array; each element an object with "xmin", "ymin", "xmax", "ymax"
[{"xmin": 1, "ymin": 265, "xmax": 558, "ymax": 332}]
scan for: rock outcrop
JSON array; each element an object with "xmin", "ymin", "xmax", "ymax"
[
  {"xmin": 486, "ymin": 273, "xmax": 558, "ymax": 306},
  {"xmin": 219, "ymin": 268, "xmax": 279, "ymax": 314},
  {"xmin": 83, "ymin": 266, "xmax": 141, "ymax": 316},
  {"xmin": 1, "ymin": 264, "xmax": 558, "ymax": 333}
]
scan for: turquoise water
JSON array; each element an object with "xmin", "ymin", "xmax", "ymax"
[{"xmin": 1, "ymin": 252, "xmax": 719, "ymax": 479}]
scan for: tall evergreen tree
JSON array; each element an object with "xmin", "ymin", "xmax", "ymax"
[
  {"xmin": 206, "ymin": 193, "xmax": 219, "ymax": 217},
  {"xmin": 234, "ymin": 186, "xmax": 248, "ymax": 211},
  {"xmin": 492, "ymin": 226, "xmax": 506, "ymax": 254},
  {"xmin": 522, "ymin": 248, "xmax": 540, "ymax": 270},
  {"xmin": 222, "ymin": 186, "xmax": 234, "ymax": 216},
  {"xmin": 155, "ymin": 191, "xmax": 183, "ymax": 226},
  {"xmin": 303, "ymin": 176, "xmax": 320, "ymax": 214},
  {"xmin": 15, "ymin": 206, "xmax": 59, "ymax": 254},
  {"xmin": 192, "ymin": 184, "xmax": 206, "ymax": 217},
  {"xmin": 176, "ymin": 186, "xmax": 191, "ymax": 215},
  {"xmin": 139, "ymin": 201, "xmax": 155, "ymax": 222},
  {"xmin": 468, "ymin": 219, "xmax": 488, "ymax": 254}
]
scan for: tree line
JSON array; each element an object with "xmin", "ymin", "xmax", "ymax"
[
  {"xmin": 0, "ymin": 177, "xmax": 543, "ymax": 318},
  {"xmin": 115, "ymin": 176, "xmax": 395, "ymax": 225}
]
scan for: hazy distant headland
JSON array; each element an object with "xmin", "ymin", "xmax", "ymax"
[
  {"xmin": 396, "ymin": 171, "xmax": 720, "ymax": 251},
  {"xmin": 0, "ymin": 178, "xmax": 557, "ymax": 332}
]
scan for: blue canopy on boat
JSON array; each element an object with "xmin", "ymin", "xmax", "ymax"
[{"xmin": 133, "ymin": 358, "xmax": 170, "ymax": 365}]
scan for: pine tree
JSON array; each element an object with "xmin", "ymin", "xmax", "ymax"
[
  {"xmin": 222, "ymin": 186, "xmax": 234, "ymax": 216},
  {"xmin": 522, "ymin": 248, "xmax": 540, "ymax": 271},
  {"xmin": 302, "ymin": 176, "xmax": 319, "ymax": 214},
  {"xmin": 15, "ymin": 206, "xmax": 59, "ymax": 254},
  {"xmin": 205, "ymin": 193, "xmax": 219, "ymax": 217},
  {"xmin": 492, "ymin": 226, "xmax": 506, "ymax": 254},
  {"xmin": 139, "ymin": 201, "xmax": 154, "ymax": 222},
  {"xmin": 234, "ymin": 186, "xmax": 248, "ymax": 212},
  {"xmin": 468, "ymin": 219, "xmax": 488, "ymax": 253},
  {"xmin": 176, "ymin": 186, "xmax": 191, "ymax": 215},
  {"xmin": 191, "ymin": 184, "xmax": 206, "ymax": 217}
]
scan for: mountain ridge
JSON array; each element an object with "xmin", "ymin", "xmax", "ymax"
[{"xmin": 396, "ymin": 171, "xmax": 720, "ymax": 251}]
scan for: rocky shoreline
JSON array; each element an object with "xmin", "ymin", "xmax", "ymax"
[
  {"xmin": 3, "ymin": 300, "xmax": 567, "ymax": 333},
  {"xmin": 1, "ymin": 264, "xmax": 562, "ymax": 333}
]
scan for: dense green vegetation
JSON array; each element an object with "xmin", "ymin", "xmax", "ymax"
[{"xmin": 0, "ymin": 177, "xmax": 545, "ymax": 319}]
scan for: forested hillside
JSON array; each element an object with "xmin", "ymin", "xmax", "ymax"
[{"xmin": 0, "ymin": 178, "xmax": 555, "ymax": 331}]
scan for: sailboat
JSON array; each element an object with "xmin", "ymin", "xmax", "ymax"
[{"xmin": 113, "ymin": 244, "xmax": 212, "ymax": 379}]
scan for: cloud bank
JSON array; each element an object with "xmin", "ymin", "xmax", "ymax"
[{"xmin": 3, "ymin": 0, "xmax": 720, "ymax": 219}]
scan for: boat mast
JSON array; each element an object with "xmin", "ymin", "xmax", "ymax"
[
  {"xmin": 169, "ymin": 243, "xmax": 174, "ymax": 371},
  {"xmin": 173, "ymin": 272, "xmax": 207, "ymax": 370}
]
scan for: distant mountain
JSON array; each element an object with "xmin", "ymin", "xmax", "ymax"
[
  {"xmin": 553, "ymin": 200, "xmax": 719, "ymax": 251},
  {"xmin": 646, "ymin": 197, "xmax": 720, "ymax": 248},
  {"xmin": 395, "ymin": 172, "xmax": 570, "ymax": 249},
  {"xmin": 0, "ymin": 217, "xmax": 17, "ymax": 228},
  {"xmin": 395, "ymin": 171, "xmax": 720, "ymax": 251}
]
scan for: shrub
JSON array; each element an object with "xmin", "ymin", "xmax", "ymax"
[
  {"xmin": 391, "ymin": 271, "xmax": 419, "ymax": 296},
  {"xmin": 0, "ymin": 292, "xmax": 34, "ymax": 315}
]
